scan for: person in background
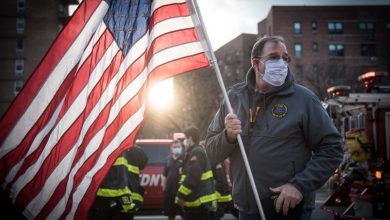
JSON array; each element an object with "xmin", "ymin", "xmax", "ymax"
[
  {"xmin": 89, "ymin": 145, "xmax": 148, "ymax": 220},
  {"xmin": 200, "ymin": 140, "xmax": 233, "ymax": 219},
  {"xmin": 162, "ymin": 140, "xmax": 185, "ymax": 220},
  {"xmin": 175, "ymin": 127, "xmax": 219, "ymax": 220},
  {"xmin": 206, "ymin": 35, "xmax": 343, "ymax": 220}
]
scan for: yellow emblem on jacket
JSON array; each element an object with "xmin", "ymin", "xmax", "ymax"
[{"xmin": 272, "ymin": 103, "xmax": 288, "ymax": 118}]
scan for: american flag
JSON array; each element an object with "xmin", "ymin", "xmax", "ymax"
[{"xmin": 0, "ymin": 0, "xmax": 209, "ymax": 219}]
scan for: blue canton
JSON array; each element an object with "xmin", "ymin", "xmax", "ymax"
[{"xmin": 104, "ymin": 0, "xmax": 152, "ymax": 56}]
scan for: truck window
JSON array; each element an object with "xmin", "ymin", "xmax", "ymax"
[{"xmin": 137, "ymin": 143, "xmax": 170, "ymax": 165}]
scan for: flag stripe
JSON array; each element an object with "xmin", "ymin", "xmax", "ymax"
[
  {"xmin": 0, "ymin": 1, "xmax": 109, "ymax": 158},
  {"xmin": 12, "ymin": 41, "xmax": 120, "ymax": 205},
  {"xmin": 0, "ymin": 0, "xmax": 101, "ymax": 145},
  {"xmin": 22, "ymin": 50, "xmax": 124, "ymax": 216},
  {"xmin": 46, "ymin": 40, "xmax": 206, "ymax": 219},
  {"xmin": 1, "ymin": 0, "xmax": 211, "ymax": 219},
  {"xmin": 4, "ymin": 27, "xmax": 113, "ymax": 187},
  {"xmin": 69, "ymin": 103, "xmax": 146, "ymax": 220}
]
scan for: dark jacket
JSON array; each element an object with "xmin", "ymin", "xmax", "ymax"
[
  {"xmin": 175, "ymin": 145, "xmax": 217, "ymax": 208},
  {"xmin": 96, "ymin": 146, "xmax": 148, "ymax": 212},
  {"xmin": 206, "ymin": 68, "xmax": 343, "ymax": 213}
]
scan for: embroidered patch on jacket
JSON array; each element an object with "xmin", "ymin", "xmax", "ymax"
[{"xmin": 272, "ymin": 103, "xmax": 288, "ymax": 118}]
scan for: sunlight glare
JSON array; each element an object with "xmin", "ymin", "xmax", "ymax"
[{"xmin": 148, "ymin": 78, "xmax": 174, "ymax": 109}]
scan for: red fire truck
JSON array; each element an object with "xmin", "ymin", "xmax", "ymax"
[{"xmin": 321, "ymin": 71, "xmax": 389, "ymax": 220}]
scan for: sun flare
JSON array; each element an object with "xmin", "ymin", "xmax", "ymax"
[{"xmin": 148, "ymin": 78, "xmax": 174, "ymax": 109}]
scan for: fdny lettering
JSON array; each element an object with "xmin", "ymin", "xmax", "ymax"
[{"xmin": 140, "ymin": 174, "xmax": 163, "ymax": 187}]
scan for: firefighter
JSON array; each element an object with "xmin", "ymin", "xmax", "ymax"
[
  {"xmin": 212, "ymin": 162, "xmax": 233, "ymax": 218},
  {"xmin": 89, "ymin": 145, "xmax": 148, "ymax": 220},
  {"xmin": 200, "ymin": 140, "xmax": 233, "ymax": 218},
  {"xmin": 175, "ymin": 127, "xmax": 219, "ymax": 220}
]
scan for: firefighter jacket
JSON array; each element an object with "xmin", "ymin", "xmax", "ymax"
[
  {"xmin": 212, "ymin": 162, "xmax": 232, "ymax": 204},
  {"xmin": 175, "ymin": 145, "xmax": 218, "ymax": 209},
  {"xmin": 96, "ymin": 146, "xmax": 148, "ymax": 213}
]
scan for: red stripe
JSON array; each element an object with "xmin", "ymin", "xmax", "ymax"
[
  {"xmin": 14, "ymin": 51, "xmax": 123, "ymax": 209},
  {"xmin": 149, "ymin": 3, "xmax": 189, "ymax": 26},
  {"xmin": 0, "ymin": 0, "xmax": 101, "ymax": 145},
  {"xmin": 58, "ymin": 29, "xmax": 113, "ymax": 119},
  {"xmin": 0, "ymin": 66, "xmax": 75, "ymax": 184},
  {"xmin": 149, "ymin": 53, "xmax": 209, "ymax": 82}
]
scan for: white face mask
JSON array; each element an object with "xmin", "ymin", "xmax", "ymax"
[
  {"xmin": 172, "ymin": 147, "xmax": 182, "ymax": 155},
  {"xmin": 183, "ymin": 139, "xmax": 190, "ymax": 149},
  {"xmin": 262, "ymin": 58, "xmax": 288, "ymax": 86}
]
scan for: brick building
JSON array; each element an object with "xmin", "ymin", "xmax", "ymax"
[
  {"xmin": 215, "ymin": 33, "xmax": 258, "ymax": 85},
  {"xmin": 257, "ymin": 5, "xmax": 390, "ymax": 97},
  {"xmin": 0, "ymin": 0, "xmax": 78, "ymax": 117}
]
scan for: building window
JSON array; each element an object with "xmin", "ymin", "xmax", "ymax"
[
  {"xmin": 312, "ymin": 21, "xmax": 317, "ymax": 32},
  {"xmin": 328, "ymin": 44, "xmax": 344, "ymax": 56},
  {"xmin": 16, "ymin": 0, "xmax": 26, "ymax": 13},
  {"xmin": 328, "ymin": 22, "xmax": 343, "ymax": 34},
  {"xmin": 361, "ymin": 44, "xmax": 376, "ymax": 56},
  {"xmin": 294, "ymin": 43, "xmax": 302, "ymax": 58},
  {"xmin": 294, "ymin": 22, "xmax": 301, "ymax": 35},
  {"xmin": 16, "ymin": 38, "xmax": 24, "ymax": 52},
  {"xmin": 359, "ymin": 21, "xmax": 375, "ymax": 34},
  {"xmin": 14, "ymin": 80, "xmax": 24, "ymax": 96},
  {"xmin": 312, "ymin": 42, "xmax": 318, "ymax": 53},
  {"xmin": 15, "ymin": 59, "xmax": 24, "ymax": 76},
  {"xmin": 16, "ymin": 17, "xmax": 25, "ymax": 33},
  {"xmin": 295, "ymin": 65, "xmax": 303, "ymax": 81}
]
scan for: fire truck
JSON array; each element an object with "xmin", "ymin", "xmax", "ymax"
[{"xmin": 321, "ymin": 71, "xmax": 390, "ymax": 220}]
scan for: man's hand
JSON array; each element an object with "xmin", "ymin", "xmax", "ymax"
[
  {"xmin": 224, "ymin": 113, "xmax": 242, "ymax": 143},
  {"xmin": 269, "ymin": 183, "xmax": 303, "ymax": 216}
]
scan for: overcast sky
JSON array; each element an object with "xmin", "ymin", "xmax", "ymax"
[{"xmin": 196, "ymin": 0, "xmax": 390, "ymax": 49}]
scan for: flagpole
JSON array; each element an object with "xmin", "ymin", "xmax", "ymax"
[{"xmin": 187, "ymin": 0, "xmax": 266, "ymax": 219}]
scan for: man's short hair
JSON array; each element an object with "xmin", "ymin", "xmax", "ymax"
[
  {"xmin": 184, "ymin": 127, "xmax": 200, "ymax": 145},
  {"xmin": 251, "ymin": 35, "xmax": 285, "ymax": 59}
]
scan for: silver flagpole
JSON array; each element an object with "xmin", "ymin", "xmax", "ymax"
[{"xmin": 186, "ymin": 0, "xmax": 267, "ymax": 219}]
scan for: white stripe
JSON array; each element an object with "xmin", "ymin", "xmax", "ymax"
[
  {"xmin": 11, "ymin": 38, "xmax": 118, "ymax": 203},
  {"xmin": 66, "ymin": 103, "xmax": 146, "ymax": 220},
  {"xmin": 0, "ymin": 2, "xmax": 109, "ymax": 159},
  {"xmin": 149, "ymin": 41, "xmax": 204, "ymax": 70},
  {"xmin": 149, "ymin": 16, "xmax": 195, "ymax": 45},
  {"xmin": 151, "ymin": 0, "xmax": 186, "ymax": 12},
  {"xmin": 3, "ymin": 98, "xmax": 64, "ymax": 189},
  {"xmin": 77, "ymin": 23, "xmax": 107, "ymax": 71}
]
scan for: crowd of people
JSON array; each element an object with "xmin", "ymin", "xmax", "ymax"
[{"xmin": 88, "ymin": 35, "xmax": 344, "ymax": 220}]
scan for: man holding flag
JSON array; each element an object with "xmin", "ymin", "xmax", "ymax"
[
  {"xmin": 0, "ymin": 0, "xmax": 210, "ymax": 219},
  {"xmin": 206, "ymin": 36, "xmax": 344, "ymax": 220}
]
